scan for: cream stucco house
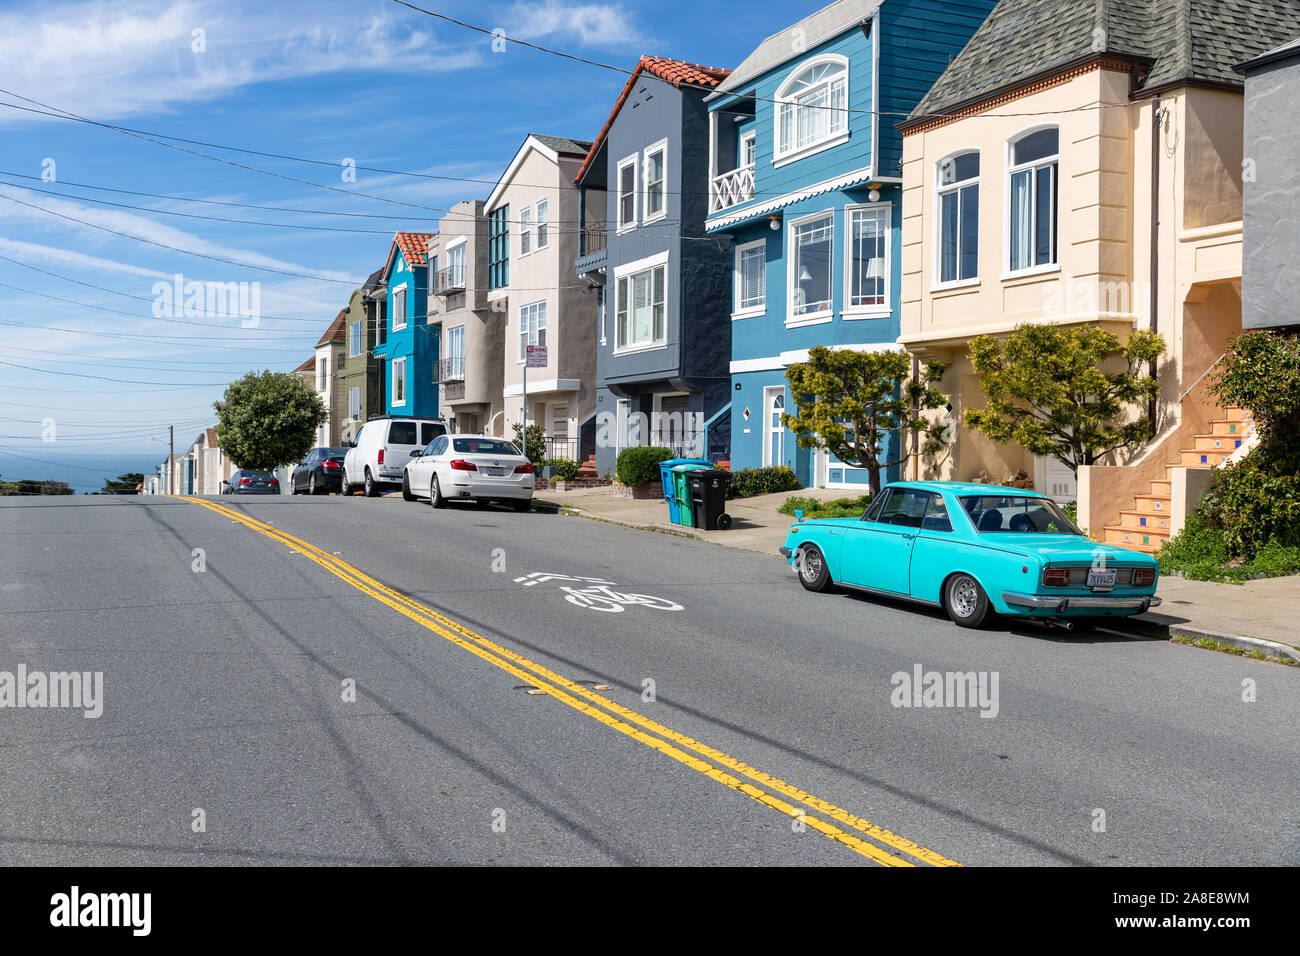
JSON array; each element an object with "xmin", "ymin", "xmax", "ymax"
[
  {"xmin": 485, "ymin": 134, "xmax": 598, "ymax": 459},
  {"xmin": 898, "ymin": 0, "xmax": 1300, "ymax": 550}
]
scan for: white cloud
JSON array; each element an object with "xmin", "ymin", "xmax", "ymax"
[
  {"xmin": 501, "ymin": 0, "xmax": 646, "ymax": 47},
  {"xmin": 0, "ymin": 0, "xmax": 484, "ymax": 123}
]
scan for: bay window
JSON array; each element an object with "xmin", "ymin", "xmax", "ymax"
[
  {"xmin": 615, "ymin": 261, "xmax": 667, "ymax": 351},
  {"xmin": 789, "ymin": 211, "xmax": 834, "ymax": 322},
  {"xmin": 1008, "ymin": 128, "xmax": 1058, "ymax": 273},
  {"xmin": 938, "ymin": 152, "xmax": 980, "ymax": 284},
  {"xmin": 847, "ymin": 205, "xmax": 888, "ymax": 311}
]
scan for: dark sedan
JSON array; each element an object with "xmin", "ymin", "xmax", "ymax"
[
  {"xmin": 290, "ymin": 448, "xmax": 347, "ymax": 495},
  {"xmin": 221, "ymin": 470, "xmax": 280, "ymax": 495}
]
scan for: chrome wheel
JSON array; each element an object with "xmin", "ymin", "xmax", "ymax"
[
  {"xmin": 951, "ymin": 577, "xmax": 979, "ymax": 617},
  {"xmin": 798, "ymin": 547, "xmax": 823, "ymax": 584},
  {"xmin": 944, "ymin": 573, "xmax": 991, "ymax": 629}
]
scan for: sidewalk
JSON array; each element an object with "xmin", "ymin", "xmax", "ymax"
[{"xmin": 536, "ymin": 485, "xmax": 1300, "ymax": 661}]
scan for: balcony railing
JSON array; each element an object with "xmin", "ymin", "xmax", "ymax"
[
  {"xmin": 437, "ymin": 356, "xmax": 465, "ymax": 383},
  {"xmin": 711, "ymin": 164, "xmax": 755, "ymax": 213},
  {"xmin": 580, "ymin": 224, "xmax": 607, "ymax": 257},
  {"xmin": 433, "ymin": 265, "xmax": 466, "ymax": 295}
]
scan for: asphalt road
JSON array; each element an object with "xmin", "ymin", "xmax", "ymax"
[{"xmin": 1, "ymin": 494, "xmax": 1296, "ymax": 866}]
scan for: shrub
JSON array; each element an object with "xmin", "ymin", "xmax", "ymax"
[
  {"xmin": 511, "ymin": 423, "xmax": 546, "ymax": 465},
  {"xmin": 725, "ymin": 466, "xmax": 800, "ymax": 500},
  {"xmin": 779, "ymin": 493, "xmax": 872, "ymax": 519},
  {"xmin": 555, "ymin": 459, "xmax": 581, "ymax": 482},
  {"xmin": 1159, "ymin": 515, "xmax": 1300, "ymax": 582},
  {"xmin": 616, "ymin": 446, "xmax": 673, "ymax": 487},
  {"xmin": 1196, "ymin": 460, "xmax": 1300, "ymax": 558}
]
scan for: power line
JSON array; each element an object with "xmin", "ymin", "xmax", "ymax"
[
  {"xmin": 0, "ymin": 317, "xmax": 317, "ymax": 352},
  {"xmin": 0, "ymin": 358, "xmax": 231, "ymax": 387}
]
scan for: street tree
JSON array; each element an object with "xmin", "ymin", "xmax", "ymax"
[
  {"xmin": 214, "ymin": 370, "xmax": 327, "ymax": 473},
  {"xmin": 783, "ymin": 346, "xmax": 949, "ymax": 496},
  {"xmin": 964, "ymin": 324, "xmax": 1165, "ymax": 474},
  {"xmin": 100, "ymin": 472, "xmax": 144, "ymax": 495}
]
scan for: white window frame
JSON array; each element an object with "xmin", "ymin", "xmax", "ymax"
[
  {"xmin": 933, "ymin": 150, "xmax": 982, "ymax": 290},
  {"xmin": 733, "ymin": 238, "xmax": 766, "ymax": 319},
  {"xmin": 740, "ymin": 130, "xmax": 756, "ymax": 169},
  {"xmin": 318, "ymin": 356, "xmax": 328, "ymax": 391},
  {"xmin": 392, "ymin": 357, "xmax": 407, "ymax": 407},
  {"xmin": 643, "ymin": 139, "xmax": 668, "ymax": 224},
  {"xmin": 392, "ymin": 283, "xmax": 408, "ymax": 331},
  {"xmin": 786, "ymin": 209, "xmax": 835, "ymax": 328},
  {"xmin": 616, "ymin": 155, "xmax": 638, "ymax": 232},
  {"xmin": 348, "ymin": 386, "xmax": 362, "ymax": 421},
  {"xmin": 349, "ymin": 319, "xmax": 363, "ymax": 358},
  {"xmin": 1004, "ymin": 126, "xmax": 1060, "ymax": 279},
  {"xmin": 520, "ymin": 206, "xmax": 532, "ymax": 256},
  {"xmin": 446, "ymin": 325, "xmax": 465, "ymax": 380},
  {"xmin": 612, "ymin": 250, "xmax": 670, "ymax": 355},
  {"xmin": 518, "ymin": 300, "xmax": 548, "ymax": 363},
  {"xmin": 447, "ymin": 242, "xmax": 466, "ymax": 288},
  {"xmin": 535, "ymin": 198, "xmax": 549, "ymax": 249},
  {"xmin": 774, "ymin": 54, "xmax": 850, "ymax": 167},
  {"xmin": 843, "ymin": 202, "xmax": 891, "ymax": 319}
]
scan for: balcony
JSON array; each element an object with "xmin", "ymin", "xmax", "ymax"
[
  {"xmin": 574, "ymin": 224, "xmax": 608, "ymax": 277},
  {"xmin": 437, "ymin": 356, "xmax": 465, "ymax": 383},
  {"xmin": 433, "ymin": 265, "xmax": 466, "ymax": 295},
  {"xmin": 711, "ymin": 164, "xmax": 755, "ymax": 214}
]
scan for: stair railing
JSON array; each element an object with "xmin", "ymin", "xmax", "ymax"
[{"xmin": 1178, "ymin": 351, "xmax": 1227, "ymax": 404}]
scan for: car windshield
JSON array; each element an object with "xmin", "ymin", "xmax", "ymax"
[
  {"xmin": 960, "ymin": 496, "xmax": 1082, "ymax": 535},
  {"xmin": 452, "ymin": 439, "xmax": 520, "ymax": 456}
]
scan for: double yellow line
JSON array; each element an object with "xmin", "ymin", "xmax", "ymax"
[{"xmin": 179, "ymin": 495, "xmax": 959, "ymax": 867}]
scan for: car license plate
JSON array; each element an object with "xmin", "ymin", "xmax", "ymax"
[
  {"xmin": 483, "ymin": 467, "xmax": 507, "ymax": 477},
  {"xmin": 1087, "ymin": 568, "xmax": 1117, "ymax": 589}
]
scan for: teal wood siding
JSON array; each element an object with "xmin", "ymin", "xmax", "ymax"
[{"xmin": 875, "ymin": 0, "xmax": 1000, "ymax": 178}]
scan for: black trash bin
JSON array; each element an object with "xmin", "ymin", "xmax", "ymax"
[{"xmin": 688, "ymin": 469, "xmax": 732, "ymax": 531}]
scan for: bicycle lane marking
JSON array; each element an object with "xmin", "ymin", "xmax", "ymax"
[{"xmin": 178, "ymin": 496, "xmax": 958, "ymax": 866}]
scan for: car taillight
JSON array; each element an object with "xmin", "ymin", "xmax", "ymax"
[
  {"xmin": 269, "ymin": 479, "xmax": 279, "ymax": 487},
  {"xmin": 449, "ymin": 459, "xmax": 477, "ymax": 472},
  {"xmin": 323, "ymin": 460, "xmax": 340, "ymax": 469},
  {"xmin": 378, "ymin": 449, "xmax": 384, "ymax": 465},
  {"xmin": 1043, "ymin": 568, "xmax": 1070, "ymax": 587},
  {"xmin": 239, "ymin": 478, "xmax": 251, "ymax": 485},
  {"xmin": 514, "ymin": 463, "xmax": 534, "ymax": 474},
  {"xmin": 1132, "ymin": 568, "xmax": 1155, "ymax": 587}
]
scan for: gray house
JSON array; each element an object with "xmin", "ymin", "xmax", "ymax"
[
  {"xmin": 575, "ymin": 56, "xmax": 735, "ymax": 474},
  {"xmin": 427, "ymin": 200, "xmax": 505, "ymax": 436},
  {"xmin": 1239, "ymin": 36, "xmax": 1300, "ymax": 330}
]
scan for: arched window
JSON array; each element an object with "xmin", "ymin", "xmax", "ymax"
[
  {"xmin": 775, "ymin": 56, "xmax": 848, "ymax": 160},
  {"xmin": 936, "ymin": 151, "xmax": 980, "ymax": 284},
  {"xmin": 1007, "ymin": 127, "xmax": 1059, "ymax": 272}
]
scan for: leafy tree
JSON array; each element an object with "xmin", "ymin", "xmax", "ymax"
[
  {"xmin": 964, "ymin": 324, "xmax": 1164, "ymax": 474},
  {"xmin": 1209, "ymin": 329, "xmax": 1300, "ymax": 472},
  {"xmin": 511, "ymin": 422, "xmax": 546, "ymax": 465},
  {"xmin": 782, "ymin": 346, "xmax": 948, "ymax": 496},
  {"xmin": 214, "ymin": 370, "xmax": 327, "ymax": 473},
  {"xmin": 100, "ymin": 472, "xmax": 144, "ymax": 495}
]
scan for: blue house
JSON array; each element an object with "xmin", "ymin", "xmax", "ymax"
[
  {"xmin": 574, "ymin": 56, "xmax": 735, "ymax": 474},
  {"xmin": 706, "ymin": 0, "xmax": 996, "ymax": 488},
  {"xmin": 372, "ymin": 232, "xmax": 440, "ymax": 419}
]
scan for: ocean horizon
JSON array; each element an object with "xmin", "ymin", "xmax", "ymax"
[{"xmin": 0, "ymin": 448, "xmax": 165, "ymax": 495}]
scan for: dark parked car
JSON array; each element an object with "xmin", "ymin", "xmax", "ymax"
[
  {"xmin": 221, "ymin": 470, "xmax": 280, "ymax": 495},
  {"xmin": 291, "ymin": 448, "xmax": 347, "ymax": 495}
]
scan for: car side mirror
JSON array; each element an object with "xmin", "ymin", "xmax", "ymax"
[
  {"xmin": 794, "ymin": 509, "xmax": 804, "ymax": 522},
  {"xmin": 410, "ymin": 450, "xmax": 422, "ymax": 458}
]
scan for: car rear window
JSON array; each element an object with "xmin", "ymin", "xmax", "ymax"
[
  {"xmin": 321, "ymin": 448, "xmax": 347, "ymax": 458},
  {"xmin": 421, "ymin": 422, "xmax": 446, "ymax": 445},
  {"xmin": 388, "ymin": 422, "xmax": 417, "ymax": 445},
  {"xmin": 961, "ymin": 496, "xmax": 1081, "ymax": 534},
  {"xmin": 452, "ymin": 439, "xmax": 520, "ymax": 456}
]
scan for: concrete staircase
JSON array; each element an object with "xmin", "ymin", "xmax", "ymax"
[{"xmin": 1102, "ymin": 407, "xmax": 1252, "ymax": 552}]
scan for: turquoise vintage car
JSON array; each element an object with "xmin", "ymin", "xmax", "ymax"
[{"xmin": 779, "ymin": 481, "xmax": 1161, "ymax": 629}]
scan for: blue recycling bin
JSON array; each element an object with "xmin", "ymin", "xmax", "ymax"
[{"xmin": 659, "ymin": 458, "xmax": 712, "ymax": 524}]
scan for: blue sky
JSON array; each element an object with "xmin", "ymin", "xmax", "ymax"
[{"xmin": 0, "ymin": 0, "xmax": 797, "ymax": 488}]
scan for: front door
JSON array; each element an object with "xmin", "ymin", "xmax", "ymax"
[{"xmin": 763, "ymin": 386, "xmax": 785, "ymax": 468}]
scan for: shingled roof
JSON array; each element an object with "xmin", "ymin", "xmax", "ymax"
[
  {"xmin": 532, "ymin": 134, "xmax": 594, "ymax": 157},
  {"xmin": 315, "ymin": 308, "xmax": 347, "ymax": 348},
  {"xmin": 293, "ymin": 355, "xmax": 316, "ymax": 375},
  {"xmin": 576, "ymin": 56, "xmax": 732, "ymax": 182},
  {"xmin": 907, "ymin": 0, "xmax": 1300, "ymax": 123}
]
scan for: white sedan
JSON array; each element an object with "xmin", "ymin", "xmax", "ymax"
[{"xmin": 401, "ymin": 434, "xmax": 535, "ymax": 511}]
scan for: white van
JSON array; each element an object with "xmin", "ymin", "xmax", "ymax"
[{"xmin": 343, "ymin": 417, "xmax": 447, "ymax": 497}]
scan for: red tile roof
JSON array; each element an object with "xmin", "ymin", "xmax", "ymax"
[
  {"xmin": 293, "ymin": 355, "xmax": 316, "ymax": 375},
  {"xmin": 391, "ymin": 232, "xmax": 435, "ymax": 269},
  {"xmin": 576, "ymin": 56, "xmax": 732, "ymax": 183},
  {"xmin": 315, "ymin": 308, "xmax": 348, "ymax": 348}
]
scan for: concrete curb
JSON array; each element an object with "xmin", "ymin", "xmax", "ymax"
[{"xmin": 1105, "ymin": 616, "xmax": 1300, "ymax": 663}]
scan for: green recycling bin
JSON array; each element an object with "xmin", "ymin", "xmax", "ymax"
[{"xmin": 671, "ymin": 464, "xmax": 705, "ymax": 527}]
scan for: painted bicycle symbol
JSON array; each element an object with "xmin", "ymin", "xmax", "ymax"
[{"xmin": 514, "ymin": 572, "xmax": 684, "ymax": 613}]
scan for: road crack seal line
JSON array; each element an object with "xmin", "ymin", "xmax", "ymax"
[{"xmin": 176, "ymin": 496, "xmax": 955, "ymax": 867}]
